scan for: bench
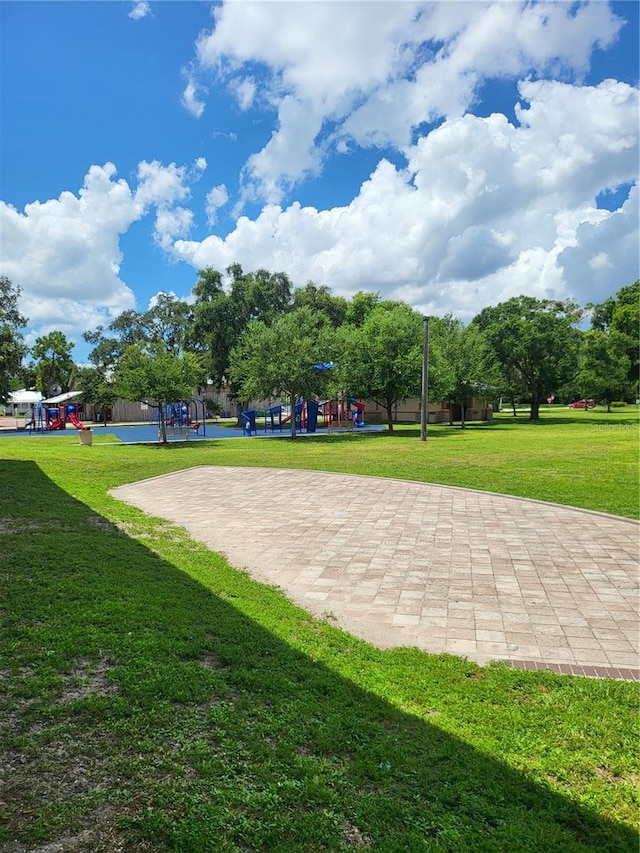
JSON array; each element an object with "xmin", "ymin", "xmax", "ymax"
[{"xmin": 160, "ymin": 426, "xmax": 191, "ymax": 439}]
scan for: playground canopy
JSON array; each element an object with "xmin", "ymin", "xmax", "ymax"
[{"xmin": 43, "ymin": 390, "xmax": 83, "ymax": 405}]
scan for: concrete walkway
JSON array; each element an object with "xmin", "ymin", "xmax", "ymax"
[{"xmin": 111, "ymin": 467, "xmax": 640, "ymax": 680}]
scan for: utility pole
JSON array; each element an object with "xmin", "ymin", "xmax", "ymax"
[{"xmin": 420, "ymin": 315, "xmax": 430, "ymax": 442}]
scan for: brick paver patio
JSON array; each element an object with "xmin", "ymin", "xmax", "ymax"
[{"xmin": 111, "ymin": 466, "xmax": 640, "ymax": 680}]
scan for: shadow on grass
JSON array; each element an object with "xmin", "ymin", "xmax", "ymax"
[
  {"xmin": 1, "ymin": 459, "xmax": 637, "ymax": 852},
  {"xmin": 137, "ymin": 430, "xmax": 392, "ymax": 449}
]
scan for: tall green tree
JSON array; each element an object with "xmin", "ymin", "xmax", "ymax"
[
  {"xmin": 30, "ymin": 331, "xmax": 75, "ymax": 396},
  {"xmin": 113, "ymin": 344, "xmax": 204, "ymax": 443},
  {"xmin": 86, "ymin": 293, "xmax": 194, "ymax": 362},
  {"xmin": 190, "ymin": 265, "xmax": 294, "ymax": 395},
  {"xmin": 227, "ymin": 263, "xmax": 293, "ymax": 324},
  {"xmin": 0, "ymin": 276, "xmax": 28, "ymax": 405},
  {"xmin": 337, "ymin": 303, "xmax": 447, "ymax": 432},
  {"xmin": 588, "ymin": 281, "xmax": 639, "ymax": 398},
  {"xmin": 344, "ymin": 291, "xmax": 381, "ymax": 327},
  {"xmin": 80, "ymin": 325, "xmax": 124, "ymax": 421},
  {"xmin": 84, "ymin": 294, "xmax": 201, "ymax": 430},
  {"xmin": 437, "ymin": 315, "xmax": 495, "ymax": 427},
  {"xmin": 292, "ymin": 282, "xmax": 348, "ymax": 327},
  {"xmin": 109, "ymin": 293, "xmax": 193, "ymax": 355},
  {"xmin": 575, "ymin": 330, "xmax": 631, "ymax": 411},
  {"xmin": 190, "ymin": 268, "xmax": 235, "ymax": 389},
  {"xmin": 473, "ymin": 297, "xmax": 581, "ymax": 421},
  {"xmin": 228, "ymin": 307, "xmax": 335, "ymax": 439},
  {"xmin": 86, "ymin": 293, "xmax": 198, "ymax": 384},
  {"xmin": 76, "ymin": 365, "xmax": 118, "ymax": 423}
]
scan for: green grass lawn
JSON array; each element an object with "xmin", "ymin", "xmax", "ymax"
[{"xmin": 1, "ymin": 407, "xmax": 638, "ymax": 851}]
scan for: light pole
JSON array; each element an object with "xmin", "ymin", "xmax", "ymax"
[{"xmin": 420, "ymin": 315, "xmax": 430, "ymax": 442}]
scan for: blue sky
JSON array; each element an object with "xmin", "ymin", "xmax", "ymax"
[{"xmin": 1, "ymin": 0, "xmax": 638, "ymax": 363}]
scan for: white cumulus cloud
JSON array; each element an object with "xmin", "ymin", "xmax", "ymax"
[
  {"xmin": 134, "ymin": 159, "xmax": 205, "ymax": 250},
  {"xmin": 205, "ymin": 184, "xmax": 229, "ymax": 225},
  {"xmin": 0, "ymin": 159, "xmax": 207, "ymax": 347},
  {"xmin": 128, "ymin": 1, "xmax": 151, "ymax": 22},
  {"xmin": 0, "ymin": 164, "xmax": 142, "ymax": 342},
  {"xmin": 188, "ymin": 0, "xmax": 624, "ymax": 201},
  {"xmin": 181, "ymin": 73, "xmax": 206, "ymax": 119},
  {"xmin": 173, "ymin": 78, "xmax": 638, "ymax": 320}
]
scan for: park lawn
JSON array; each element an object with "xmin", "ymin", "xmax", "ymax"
[{"xmin": 0, "ymin": 407, "xmax": 638, "ymax": 851}]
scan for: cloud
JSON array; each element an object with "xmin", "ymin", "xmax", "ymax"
[
  {"xmin": 3, "ymin": 2, "xmax": 636, "ymax": 362},
  {"xmin": 558, "ymin": 184, "xmax": 639, "ymax": 307},
  {"xmin": 153, "ymin": 207, "xmax": 194, "ymax": 252},
  {"xmin": 181, "ymin": 73, "xmax": 206, "ymax": 119},
  {"xmin": 173, "ymin": 78, "xmax": 638, "ymax": 320},
  {"xmin": 0, "ymin": 159, "xmax": 206, "ymax": 346},
  {"xmin": 0, "ymin": 164, "xmax": 141, "ymax": 342},
  {"xmin": 134, "ymin": 159, "xmax": 205, "ymax": 249},
  {"xmin": 188, "ymin": 0, "xmax": 624, "ymax": 201},
  {"xmin": 205, "ymin": 184, "xmax": 229, "ymax": 225},
  {"xmin": 134, "ymin": 160, "xmax": 191, "ymax": 207},
  {"xmin": 232, "ymin": 78, "xmax": 256, "ymax": 111},
  {"xmin": 128, "ymin": 1, "xmax": 151, "ymax": 22}
]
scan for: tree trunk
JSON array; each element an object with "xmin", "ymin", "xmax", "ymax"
[
  {"xmin": 159, "ymin": 402, "xmax": 167, "ymax": 443},
  {"xmin": 385, "ymin": 399, "xmax": 394, "ymax": 433},
  {"xmin": 449, "ymin": 401, "xmax": 454, "ymax": 426},
  {"xmin": 460, "ymin": 399, "xmax": 466, "ymax": 429},
  {"xmin": 290, "ymin": 393, "xmax": 297, "ymax": 439},
  {"xmin": 529, "ymin": 397, "xmax": 540, "ymax": 421}
]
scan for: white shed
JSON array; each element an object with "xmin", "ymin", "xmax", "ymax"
[{"xmin": 6, "ymin": 389, "xmax": 43, "ymax": 415}]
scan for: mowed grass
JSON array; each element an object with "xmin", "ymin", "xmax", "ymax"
[{"xmin": 0, "ymin": 407, "xmax": 638, "ymax": 851}]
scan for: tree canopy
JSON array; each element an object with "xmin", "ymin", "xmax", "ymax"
[
  {"xmin": 473, "ymin": 296, "xmax": 582, "ymax": 420},
  {"xmin": 0, "ymin": 277, "xmax": 28, "ymax": 405},
  {"xmin": 575, "ymin": 330, "xmax": 631, "ymax": 412},
  {"xmin": 436, "ymin": 315, "xmax": 496, "ymax": 427},
  {"xmin": 113, "ymin": 344, "xmax": 204, "ymax": 443},
  {"xmin": 337, "ymin": 303, "xmax": 428, "ymax": 432},
  {"xmin": 191, "ymin": 265, "xmax": 295, "ymax": 394},
  {"xmin": 229, "ymin": 307, "xmax": 336, "ymax": 438},
  {"xmin": 30, "ymin": 331, "xmax": 75, "ymax": 396},
  {"xmin": 10, "ymin": 260, "xmax": 636, "ymax": 432},
  {"xmin": 588, "ymin": 281, "xmax": 639, "ymax": 398}
]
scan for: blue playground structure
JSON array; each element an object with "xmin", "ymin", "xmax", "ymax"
[
  {"xmin": 241, "ymin": 404, "xmax": 287, "ymax": 435},
  {"xmin": 150, "ymin": 399, "xmax": 207, "ymax": 436},
  {"xmin": 241, "ymin": 398, "xmax": 364, "ymax": 436}
]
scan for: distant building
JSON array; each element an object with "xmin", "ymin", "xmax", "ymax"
[
  {"xmin": 5, "ymin": 389, "xmax": 43, "ymax": 415},
  {"xmin": 363, "ymin": 395, "xmax": 493, "ymax": 425}
]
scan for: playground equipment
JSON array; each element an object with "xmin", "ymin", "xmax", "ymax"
[
  {"xmin": 150, "ymin": 399, "xmax": 207, "ymax": 437},
  {"xmin": 351, "ymin": 399, "xmax": 366, "ymax": 427},
  {"xmin": 241, "ymin": 397, "xmax": 365, "ymax": 436},
  {"xmin": 266, "ymin": 404, "xmax": 284, "ymax": 432},
  {"xmin": 24, "ymin": 402, "xmax": 45, "ymax": 433},
  {"xmin": 22, "ymin": 398, "xmax": 92, "ymax": 438},
  {"xmin": 241, "ymin": 410, "xmax": 258, "ymax": 435},
  {"xmin": 34, "ymin": 402, "xmax": 87, "ymax": 432},
  {"xmin": 239, "ymin": 357, "xmax": 365, "ymax": 437},
  {"xmin": 68, "ymin": 411, "xmax": 85, "ymax": 429}
]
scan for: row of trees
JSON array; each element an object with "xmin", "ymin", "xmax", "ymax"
[{"xmin": 1, "ymin": 271, "xmax": 638, "ymax": 441}]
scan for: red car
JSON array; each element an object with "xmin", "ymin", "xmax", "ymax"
[{"xmin": 569, "ymin": 399, "xmax": 595, "ymax": 409}]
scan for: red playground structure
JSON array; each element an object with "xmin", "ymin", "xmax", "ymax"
[{"xmin": 44, "ymin": 403, "xmax": 85, "ymax": 431}]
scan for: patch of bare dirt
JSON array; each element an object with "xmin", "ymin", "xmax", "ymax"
[
  {"xmin": 58, "ymin": 657, "xmax": 118, "ymax": 703},
  {"xmin": 341, "ymin": 819, "xmax": 373, "ymax": 848},
  {"xmin": 0, "ymin": 521, "xmax": 59, "ymax": 535}
]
